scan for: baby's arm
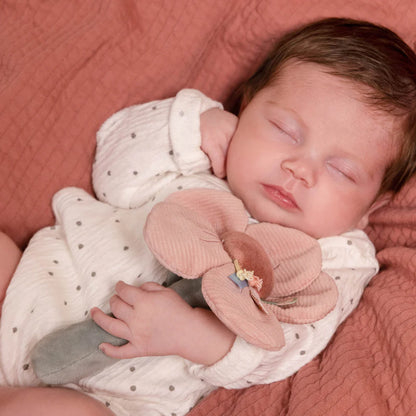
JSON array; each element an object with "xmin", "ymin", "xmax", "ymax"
[
  {"xmin": 92, "ymin": 89, "xmax": 226, "ymax": 209},
  {"xmin": 92, "ymin": 281, "xmax": 236, "ymax": 365},
  {"xmin": 0, "ymin": 232, "xmax": 21, "ymax": 307}
]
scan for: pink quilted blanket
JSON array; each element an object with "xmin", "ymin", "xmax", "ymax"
[{"xmin": 1, "ymin": 1, "xmax": 416, "ymax": 415}]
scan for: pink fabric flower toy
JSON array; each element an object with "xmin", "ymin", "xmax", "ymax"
[{"xmin": 144, "ymin": 188, "xmax": 339, "ymax": 351}]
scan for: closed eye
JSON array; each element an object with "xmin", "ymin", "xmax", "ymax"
[
  {"xmin": 327, "ymin": 163, "xmax": 356, "ymax": 183},
  {"xmin": 270, "ymin": 122, "xmax": 297, "ymax": 143}
]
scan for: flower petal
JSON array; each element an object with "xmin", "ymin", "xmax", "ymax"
[
  {"xmin": 163, "ymin": 188, "xmax": 249, "ymax": 234},
  {"xmin": 247, "ymin": 223, "xmax": 323, "ymax": 297},
  {"xmin": 264, "ymin": 271, "xmax": 338, "ymax": 324},
  {"xmin": 202, "ymin": 263, "xmax": 286, "ymax": 351},
  {"xmin": 144, "ymin": 199, "xmax": 230, "ymax": 278}
]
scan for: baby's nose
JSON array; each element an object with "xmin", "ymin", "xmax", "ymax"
[{"xmin": 281, "ymin": 157, "xmax": 316, "ymax": 187}]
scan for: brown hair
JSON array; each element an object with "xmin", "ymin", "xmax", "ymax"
[{"xmin": 236, "ymin": 17, "xmax": 416, "ymax": 195}]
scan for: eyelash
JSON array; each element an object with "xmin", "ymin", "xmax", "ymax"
[
  {"xmin": 328, "ymin": 163, "xmax": 355, "ymax": 183},
  {"xmin": 272, "ymin": 122, "xmax": 297, "ymax": 143}
]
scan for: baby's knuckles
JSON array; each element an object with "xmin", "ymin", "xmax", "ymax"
[{"xmin": 128, "ymin": 286, "xmax": 196, "ymax": 357}]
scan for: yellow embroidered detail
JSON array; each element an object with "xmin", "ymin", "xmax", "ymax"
[{"xmin": 233, "ymin": 259, "xmax": 263, "ymax": 291}]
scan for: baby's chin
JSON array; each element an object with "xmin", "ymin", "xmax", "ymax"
[{"xmin": 247, "ymin": 206, "xmax": 340, "ymax": 239}]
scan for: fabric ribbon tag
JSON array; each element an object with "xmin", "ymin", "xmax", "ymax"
[{"xmin": 228, "ymin": 272, "xmax": 249, "ymax": 290}]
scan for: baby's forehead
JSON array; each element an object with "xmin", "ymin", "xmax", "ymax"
[{"xmin": 353, "ymin": 105, "xmax": 402, "ymax": 165}]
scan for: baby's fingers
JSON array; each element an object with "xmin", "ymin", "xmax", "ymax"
[
  {"xmin": 114, "ymin": 281, "xmax": 145, "ymax": 305},
  {"xmin": 91, "ymin": 307, "xmax": 130, "ymax": 340},
  {"xmin": 99, "ymin": 342, "xmax": 141, "ymax": 359}
]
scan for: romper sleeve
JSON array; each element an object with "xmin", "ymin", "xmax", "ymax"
[
  {"xmin": 187, "ymin": 229, "xmax": 379, "ymax": 388},
  {"xmin": 92, "ymin": 89, "xmax": 223, "ymax": 209}
]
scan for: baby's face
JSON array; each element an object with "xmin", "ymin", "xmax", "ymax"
[{"xmin": 226, "ymin": 61, "xmax": 398, "ymax": 238}]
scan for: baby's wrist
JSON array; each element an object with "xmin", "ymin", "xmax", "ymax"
[{"xmin": 178, "ymin": 308, "xmax": 235, "ymax": 365}]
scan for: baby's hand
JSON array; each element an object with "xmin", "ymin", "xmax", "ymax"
[
  {"xmin": 200, "ymin": 108, "xmax": 238, "ymax": 178},
  {"xmin": 92, "ymin": 280, "xmax": 235, "ymax": 365},
  {"xmin": 91, "ymin": 281, "xmax": 195, "ymax": 359}
]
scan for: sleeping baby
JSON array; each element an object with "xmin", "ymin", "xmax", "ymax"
[{"xmin": 1, "ymin": 17, "xmax": 416, "ymax": 416}]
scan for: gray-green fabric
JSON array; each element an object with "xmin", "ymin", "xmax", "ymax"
[{"xmin": 31, "ymin": 277, "xmax": 207, "ymax": 385}]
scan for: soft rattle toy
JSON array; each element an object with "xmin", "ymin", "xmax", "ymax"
[{"xmin": 31, "ymin": 188, "xmax": 338, "ymax": 384}]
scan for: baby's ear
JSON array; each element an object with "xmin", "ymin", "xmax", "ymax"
[{"xmin": 357, "ymin": 192, "xmax": 393, "ymax": 229}]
